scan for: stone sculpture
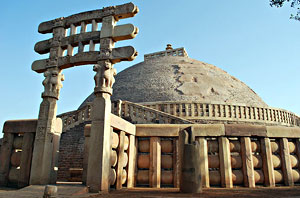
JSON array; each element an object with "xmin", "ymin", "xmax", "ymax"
[
  {"xmin": 42, "ymin": 68, "xmax": 65, "ymax": 99},
  {"xmin": 93, "ymin": 61, "xmax": 117, "ymax": 94}
]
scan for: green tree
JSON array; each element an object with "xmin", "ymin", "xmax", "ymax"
[{"xmin": 270, "ymin": 0, "xmax": 300, "ymax": 20}]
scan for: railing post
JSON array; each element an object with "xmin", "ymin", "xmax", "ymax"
[
  {"xmin": 149, "ymin": 137, "xmax": 161, "ymax": 188},
  {"xmin": 208, "ymin": 104, "xmax": 213, "ymax": 117},
  {"xmin": 218, "ymin": 137, "xmax": 232, "ymax": 188},
  {"xmin": 241, "ymin": 137, "xmax": 255, "ymax": 187},
  {"xmin": 173, "ymin": 104, "xmax": 177, "ymax": 116},
  {"xmin": 198, "ymin": 137, "xmax": 210, "ymax": 188},
  {"xmin": 179, "ymin": 104, "xmax": 183, "ymax": 117},
  {"xmin": 116, "ymin": 100, "xmax": 122, "ymax": 117},
  {"xmin": 260, "ymin": 138, "xmax": 275, "ymax": 187},
  {"xmin": 127, "ymin": 134, "xmax": 137, "ymax": 188},
  {"xmin": 254, "ymin": 107, "xmax": 259, "ymax": 120},
  {"xmin": 116, "ymin": 131, "xmax": 125, "ymax": 189},
  {"xmin": 191, "ymin": 103, "xmax": 195, "ymax": 117},
  {"xmin": 280, "ymin": 138, "xmax": 293, "ymax": 186},
  {"xmin": 166, "ymin": 104, "xmax": 171, "ymax": 114},
  {"xmin": 173, "ymin": 138, "xmax": 180, "ymax": 188}
]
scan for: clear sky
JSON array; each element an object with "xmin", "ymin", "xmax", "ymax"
[{"xmin": 0, "ymin": 0, "xmax": 299, "ymax": 137}]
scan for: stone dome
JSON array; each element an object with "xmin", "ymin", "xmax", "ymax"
[{"xmin": 79, "ymin": 47, "xmax": 267, "ymax": 108}]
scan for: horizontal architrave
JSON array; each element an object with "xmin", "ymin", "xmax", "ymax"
[
  {"xmin": 32, "ymin": 46, "xmax": 137, "ymax": 73},
  {"xmin": 135, "ymin": 124, "xmax": 193, "ymax": 137},
  {"xmin": 3, "ymin": 119, "xmax": 38, "ymax": 133},
  {"xmin": 38, "ymin": 3, "xmax": 138, "ymax": 33},
  {"xmin": 35, "ymin": 24, "xmax": 138, "ymax": 54},
  {"xmin": 225, "ymin": 124, "xmax": 267, "ymax": 137},
  {"xmin": 266, "ymin": 126, "xmax": 300, "ymax": 138},
  {"xmin": 191, "ymin": 124, "xmax": 225, "ymax": 136},
  {"xmin": 35, "ymin": 31, "xmax": 101, "ymax": 54}
]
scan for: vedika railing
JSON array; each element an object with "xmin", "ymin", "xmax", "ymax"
[
  {"xmin": 140, "ymin": 101, "xmax": 300, "ymax": 127},
  {"xmin": 59, "ymin": 101, "xmax": 193, "ymax": 132},
  {"xmin": 58, "ymin": 101, "xmax": 300, "ymax": 132}
]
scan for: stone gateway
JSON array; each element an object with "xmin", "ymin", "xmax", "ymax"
[{"xmin": 0, "ymin": 2, "xmax": 300, "ymax": 195}]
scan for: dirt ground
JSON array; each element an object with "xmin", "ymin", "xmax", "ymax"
[
  {"xmin": 2, "ymin": 185, "xmax": 300, "ymax": 198},
  {"xmin": 91, "ymin": 187, "xmax": 300, "ymax": 198}
]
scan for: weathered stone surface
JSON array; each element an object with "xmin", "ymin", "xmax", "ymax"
[
  {"xmin": 32, "ymin": 46, "xmax": 137, "ymax": 73},
  {"xmin": 3, "ymin": 119, "xmax": 37, "ymax": 133},
  {"xmin": 80, "ymin": 55, "xmax": 268, "ymax": 108},
  {"xmin": 38, "ymin": 3, "xmax": 138, "ymax": 34},
  {"xmin": 30, "ymin": 96, "xmax": 62, "ymax": 185}
]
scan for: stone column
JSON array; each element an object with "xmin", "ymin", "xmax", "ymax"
[
  {"xmin": 30, "ymin": 19, "xmax": 65, "ymax": 185},
  {"xmin": 86, "ymin": 16, "xmax": 116, "ymax": 192},
  {"xmin": 30, "ymin": 67, "xmax": 64, "ymax": 185}
]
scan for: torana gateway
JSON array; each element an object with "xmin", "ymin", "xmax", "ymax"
[{"xmin": 0, "ymin": 2, "xmax": 300, "ymax": 194}]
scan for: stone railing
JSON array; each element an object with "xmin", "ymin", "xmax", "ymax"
[
  {"xmin": 134, "ymin": 124, "xmax": 300, "ymax": 188},
  {"xmin": 0, "ymin": 120, "xmax": 37, "ymax": 188},
  {"xmin": 111, "ymin": 100, "xmax": 194, "ymax": 125},
  {"xmin": 59, "ymin": 100, "xmax": 192, "ymax": 132},
  {"xmin": 58, "ymin": 100, "xmax": 300, "ymax": 132},
  {"xmin": 139, "ymin": 101, "xmax": 300, "ymax": 127},
  {"xmin": 144, "ymin": 47, "xmax": 188, "ymax": 61},
  {"xmin": 83, "ymin": 114, "xmax": 136, "ymax": 189},
  {"xmin": 58, "ymin": 103, "xmax": 92, "ymax": 132}
]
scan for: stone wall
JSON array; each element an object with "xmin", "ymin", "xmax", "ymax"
[{"xmin": 57, "ymin": 122, "xmax": 87, "ymax": 181}]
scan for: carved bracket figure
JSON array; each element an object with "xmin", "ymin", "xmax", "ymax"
[
  {"xmin": 93, "ymin": 60, "xmax": 117, "ymax": 95},
  {"xmin": 42, "ymin": 68, "xmax": 65, "ymax": 99}
]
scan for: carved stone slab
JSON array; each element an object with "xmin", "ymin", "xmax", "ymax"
[
  {"xmin": 38, "ymin": 3, "xmax": 138, "ymax": 34},
  {"xmin": 35, "ymin": 24, "xmax": 138, "ymax": 54},
  {"xmin": 32, "ymin": 46, "xmax": 137, "ymax": 73}
]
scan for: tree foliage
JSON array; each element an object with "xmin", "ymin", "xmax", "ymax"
[{"xmin": 270, "ymin": 0, "xmax": 300, "ymax": 20}]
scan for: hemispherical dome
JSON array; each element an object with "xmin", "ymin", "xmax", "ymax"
[{"xmin": 80, "ymin": 52, "xmax": 267, "ymax": 108}]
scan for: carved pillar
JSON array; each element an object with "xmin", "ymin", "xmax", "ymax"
[
  {"xmin": 87, "ymin": 16, "xmax": 116, "ymax": 193},
  {"xmin": 30, "ymin": 20, "xmax": 65, "ymax": 185},
  {"xmin": 30, "ymin": 67, "xmax": 64, "ymax": 185}
]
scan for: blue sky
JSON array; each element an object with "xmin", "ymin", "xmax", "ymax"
[{"xmin": 0, "ymin": 0, "xmax": 299, "ymax": 137}]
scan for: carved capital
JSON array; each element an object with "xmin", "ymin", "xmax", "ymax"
[
  {"xmin": 93, "ymin": 60, "xmax": 116, "ymax": 95},
  {"xmin": 42, "ymin": 68, "xmax": 64, "ymax": 99}
]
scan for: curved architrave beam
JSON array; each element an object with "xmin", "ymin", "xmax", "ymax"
[
  {"xmin": 32, "ymin": 46, "xmax": 137, "ymax": 73},
  {"xmin": 35, "ymin": 31, "xmax": 100, "ymax": 54},
  {"xmin": 38, "ymin": 3, "xmax": 138, "ymax": 34},
  {"xmin": 35, "ymin": 24, "xmax": 138, "ymax": 54}
]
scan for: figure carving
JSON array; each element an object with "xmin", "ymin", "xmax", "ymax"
[
  {"xmin": 42, "ymin": 68, "xmax": 65, "ymax": 98},
  {"xmin": 93, "ymin": 61, "xmax": 117, "ymax": 94}
]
